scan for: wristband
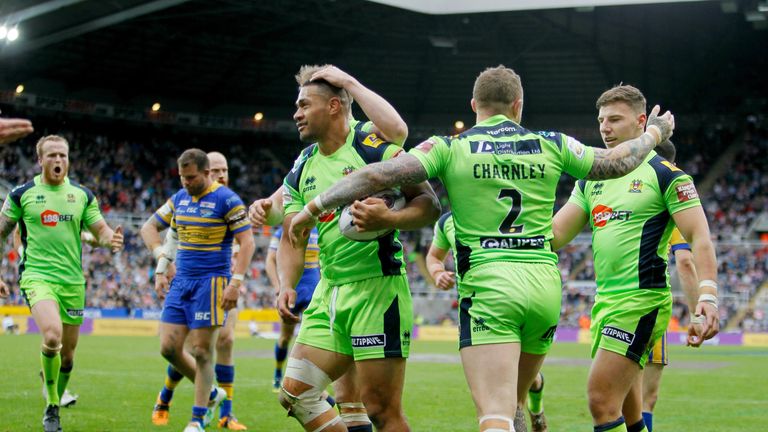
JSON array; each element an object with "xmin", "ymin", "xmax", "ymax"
[
  {"xmin": 698, "ymin": 279, "xmax": 718, "ymax": 289},
  {"xmin": 644, "ymin": 126, "xmax": 661, "ymax": 145},
  {"xmin": 313, "ymin": 195, "xmax": 326, "ymax": 214},
  {"xmin": 231, "ymin": 273, "xmax": 245, "ymax": 281},
  {"xmin": 698, "ymin": 293, "xmax": 718, "ymax": 307},
  {"xmin": 299, "ymin": 206, "xmax": 318, "ymax": 221},
  {"xmin": 156, "ymin": 256, "xmax": 170, "ymax": 274},
  {"xmin": 152, "ymin": 246, "xmax": 164, "ymax": 260}
]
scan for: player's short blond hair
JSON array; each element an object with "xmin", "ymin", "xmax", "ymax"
[
  {"xmin": 596, "ymin": 85, "xmax": 647, "ymax": 115},
  {"xmin": 473, "ymin": 65, "xmax": 523, "ymax": 113},
  {"xmin": 295, "ymin": 64, "xmax": 353, "ymax": 113},
  {"xmin": 36, "ymin": 135, "xmax": 69, "ymax": 159}
]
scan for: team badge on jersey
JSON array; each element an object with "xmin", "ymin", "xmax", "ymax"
[
  {"xmin": 67, "ymin": 193, "xmax": 76, "ymax": 203},
  {"xmin": 591, "ymin": 182, "xmax": 604, "ymax": 196},
  {"xmin": 628, "ymin": 179, "xmax": 644, "ymax": 193},
  {"xmin": 362, "ymin": 133, "xmax": 384, "ymax": 148},
  {"xmin": 342, "ymin": 166, "xmax": 355, "ymax": 176}
]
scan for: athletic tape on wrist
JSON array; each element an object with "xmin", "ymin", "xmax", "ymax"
[
  {"xmin": 152, "ymin": 246, "xmax": 164, "ymax": 260},
  {"xmin": 645, "ymin": 125, "xmax": 662, "ymax": 145},
  {"xmin": 698, "ymin": 293, "xmax": 718, "ymax": 307},
  {"xmin": 231, "ymin": 273, "xmax": 245, "ymax": 281},
  {"xmin": 690, "ymin": 315, "xmax": 705, "ymax": 325},
  {"xmin": 156, "ymin": 256, "xmax": 170, "ymax": 274},
  {"xmin": 698, "ymin": 279, "xmax": 718, "ymax": 289},
  {"xmin": 313, "ymin": 195, "xmax": 326, "ymax": 214}
]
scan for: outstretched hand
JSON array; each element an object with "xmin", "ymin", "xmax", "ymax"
[{"xmin": 646, "ymin": 104, "xmax": 675, "ymax": 144}]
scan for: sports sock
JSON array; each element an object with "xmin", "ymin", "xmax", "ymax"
[
  {"xmin": 41, "ymin": 351, "xmax": 61, "ymax": 406},
  {"xmin": 628, "ymin": 418, "xmax": 648, "ymax": 432},
  {"xmin": 595, "ymin": 416, "xmax": 627, "ymax": 432},
  {"xmin": 527, "ymin": 372, "xmax": 545, "ymax": 414},
  {"xmin": 159, "ymin": 365, "xmax": 184, "ymax": 404},
  {"xmin": 642, "ymin": 412, "xmax": 653, "ymax": 432},
  {"xmin": 215, "ymin": 363, "xmax": 235, "ymax": 418},
  {"xmin": 57, "ymin": 365, "xmax": 73, "ymax": 400},
  {"xmin": 191, "ymin": 406, "xmax": 207, "ymax": 427},
  {"xmin": 275, "ymin": 343, "xmax": 288, "ymax": 377},
  {"xmin": 326, "ymin": 394, "xmax": 336, "ymax": 407}
]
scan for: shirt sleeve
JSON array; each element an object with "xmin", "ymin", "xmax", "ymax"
[
  {"xmin": 153, "ymin": 197, "xmax": 175, "ymax": 228},
  {"xmin": 407, "ymin": 136, "xmax": 451, "ymax": 180},
  {"xmin": 1, "ymin": 194, "xmax": 21, "ymax": 222},
  {"xmin": 83, "ymin": 196, "xmax": 104, "ymax": 226},
  {"xmin": 566, "ymin": 181, "xmax": 590, "ymax": 213},
  {"xmin": 431, "ymin": 219, "xmax": 451, "ymax": 251},
  {"xmin": 559, "ymin": 133, "xmax": 596, "ymax": 179},
  {"xmin": 223, "ymin": 192, "xmax": 251, "ymax": 234},
  {"xmin": 668, "ymin": 227, "xmax": 691, "ymax": 252},
  {"xmin": 665, "ymin": 174, "xmax": 701, "ymax": 215}
]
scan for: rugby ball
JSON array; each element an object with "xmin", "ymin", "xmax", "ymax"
[{"xmin": 338, "ymin": 189, "xmax": 406, "ymax": 241}]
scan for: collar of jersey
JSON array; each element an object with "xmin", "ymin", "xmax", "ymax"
[
  {"xmin": 316, "ymin": 127, "xmax": 356, "ymax": 158},
  {"xmin": 477, "ymin": 114, "xmax": 517, "ymax": 127},
  {"xmin": 34, "ymin": 174, "xmax": 70, "ymax": 189},
  {"xmin": 191, "ymin": 181, "xmax": 221, "ymax": 202}
]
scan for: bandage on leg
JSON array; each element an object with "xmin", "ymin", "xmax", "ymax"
[
  {"xmin": 279, "ymin": 358, "xmax": 342, "ymax": 431},
  {"xmin": 480, "ymin": 414, "xmax": 515, "ymax": 432},
  {"xmin": 339, "ymin": 402, "xmax": 371, "ymax": 424}
]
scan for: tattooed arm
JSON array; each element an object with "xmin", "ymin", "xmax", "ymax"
[
  {"xmin": 0, "ymin": 214, "xmax": 19, "ymax": 297},
  {"xmin": 586, "ymin": 105, "xmax": 675, "ymax": 180}
]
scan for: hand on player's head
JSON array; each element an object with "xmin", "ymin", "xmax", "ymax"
[
  {"xmin": 309, "ymin": 66, "xmax": 353, "ymax": 89},
  {"xmin": 646, "ymin": 104, "xmax": 675, "ymax": 143}
]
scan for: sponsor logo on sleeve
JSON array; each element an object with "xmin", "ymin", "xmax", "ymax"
[
  {"xmin": 362, "ymin": 133, "xmax": 384, "ymax": 148},
  {"xmin": 661, "ymin": 160, "xmax": 681, "ymax": 172},
  {"xmin": 351, "ymin": 334, "xmax": 386, "ymax": 348},
  {"xmin": 566, "ymin": 136, "xmax": 586, "ymax": 160},
  {"xmin": 676, "ymin": 182, "xmax": 698, "ymax": 202},
  {"xmin": 66, "ymin": 308, "xmax": 84, "ymax": 317},
  {"xmin": 601, "ymin": 326, "xmax": 635, "ymax": 344}
]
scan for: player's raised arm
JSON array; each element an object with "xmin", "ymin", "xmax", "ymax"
[
  {"xmin": 586, "ymin": 105, "xmax": 675, "ymax": 180},
  {"xmin": 310, "ymin": 66, "xmax": 408, "ymax": 145}
]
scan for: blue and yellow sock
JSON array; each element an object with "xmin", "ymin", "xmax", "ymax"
[
  {"xmin": 57, "ymin": 365, "xmax": 73, "ymax": 400},
  {"xmin": 191, "ymin": 406, "xmax": 207, "ymax": 427},
  {"xmin": 628, "ymin": 418, "xmax": 648, "ymax": 432},
  {"xmin": 159, "ymin": 365, "xmax": 184, "ymax": 405},
  {"xmin": 215, "ymin": 364, "xmax": 235, "ymax": 419},
  {"xmin": 642, "ymin": 412, "xmax": 653, "ymax": 432},
  {"xmin": 527, "ymin": 372, "xmax": 545, "ymax": 414},
  {"xmin": 41, "ymin": 351, "xmax": 61, "ymax": 406},
  {"xmin": 275, "ymin": 343, "xmax": 288, "ymax": 379},
  {"xmin": 595, "ymin": 416, "xmax": 627, "ymax": 432}
]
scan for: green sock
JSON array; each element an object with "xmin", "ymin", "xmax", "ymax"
[
  {"xmin": 41, "ymin": 351, "xmax": 61, "ymax": 406},
  {"xmin": 527, "ymin": 375, "xmax": 544, "ymax": 414},
  {"xmin": 595, "ymin": 417, "xmax": 628, "ymax": 432},
  {"xmin": 58, "ymin": 366, "xmax": 72, "ymax": 400}
]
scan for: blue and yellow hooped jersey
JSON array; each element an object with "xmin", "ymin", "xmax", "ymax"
[
  {"xmin": 269, "ymin": 226, "xmax": 320, "ymax": 270},
  {"xmin": 154, "ymin": 182, "xmax": 250, "ymax": 278}
]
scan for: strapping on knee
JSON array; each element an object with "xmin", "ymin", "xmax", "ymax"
[
  {"xmin": 278, "ymin": 357, "xmax": 341, "ymax": 431},
  {"xmin": 41, "ymin": 342, "xmax": 62, "ymax": 354},
  {"xmin": 338, "ymin": 402, "xmax": 371, "ymax": 424},
  {"xmin": 480, "ymin": 414, "xmax": 515, "ymax": 432}
]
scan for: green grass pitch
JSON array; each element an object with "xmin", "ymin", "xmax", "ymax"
[{"xmin": 1, "ymin": 334, "xmax": 765, "ymax": 431}]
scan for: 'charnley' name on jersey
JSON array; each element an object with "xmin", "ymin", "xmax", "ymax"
[{"xmin": 409, "ymin": 115, "xmax": 595, "ymax": 278}]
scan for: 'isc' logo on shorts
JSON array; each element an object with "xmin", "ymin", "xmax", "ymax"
[{"xmin": 194, "ymin": 312, "xmax": 211, "ymax": 321}]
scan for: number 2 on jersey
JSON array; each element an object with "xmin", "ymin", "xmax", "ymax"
[{"xmin": 498, "ymin": 188, "xmax": 524, "ymax": 234}]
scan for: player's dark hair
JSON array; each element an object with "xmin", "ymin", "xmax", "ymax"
[
  {"xmin": 178, "ymin": 148, "xmax": 209, "ymax": 171},
  {"xmin": 295, "ymin": 64, "xmax": 353, "ymax": 112},
  {"xmin": 655, "ymin": 139, "xmax": 676, "ymax": 163}
]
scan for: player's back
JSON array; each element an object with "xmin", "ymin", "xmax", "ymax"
[{"xmin": 416, "ymin": 114, "xmax": 594, "ymax": 277}]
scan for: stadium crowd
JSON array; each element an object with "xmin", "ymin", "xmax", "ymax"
[{"xmin": 1, "ymin": 108, "xmax": 766, "ymax": 331}]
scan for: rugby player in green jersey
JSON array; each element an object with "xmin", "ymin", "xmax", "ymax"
[
  {"xmin": 0, "ymin": 135, "xmax": 124, "ymax": 432},
  {"xmin": 551, "ymin": 85, "xmax": 719, "ymax": 432},
  {"xmin": 249, "ymin": 65, "xmax": 409, "ymax": 432},
  {"xmin": 426, "ymin": 212, "xmax": 548, "ymax": 432},
  {"xmin": 274, "ymin": 65, "xmax": 439, "ymax": 432},
  {"xmin": 290, "ymin": 65, "xmax": 674, "ymax": 432}
]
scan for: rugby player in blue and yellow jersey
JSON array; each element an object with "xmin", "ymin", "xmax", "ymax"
[
  {"xmin": 552, "ymin": 85, "xmax": 719, "ymax": 432},
  {"xmin": 292, "ymin": 66, "xmax": 674, "ymax": 432},
  {"xmin": 0, "ymin": 135, "xmax": 124, "ymax": 432},
  {"xmin": 141, "ymin": 148, "xmax": 254, "ymax": 432}
]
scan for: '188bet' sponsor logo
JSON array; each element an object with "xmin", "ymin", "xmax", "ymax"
[
  {"xmin": 40, "ymin": 210, "xmax": 74, "ymax": 227},
  {"xmin": 591, "ymin": 205, "xmax": 632, "ymax": 228}
]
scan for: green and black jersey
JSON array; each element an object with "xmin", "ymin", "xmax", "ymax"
[
  {"xmin": 283, "ymin": 127, "xmax": 406, "ymax": 286},
  {"xmin": 410, "ymin": 114, "xmax": 595, "ymax": 278},
  {"xmin": 568, "ymin": 152, "xmax": 701, "ymax": 294},
  {"xmin": 2, "ymin": 175, "xmax": 103, "ymax": 285}
]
